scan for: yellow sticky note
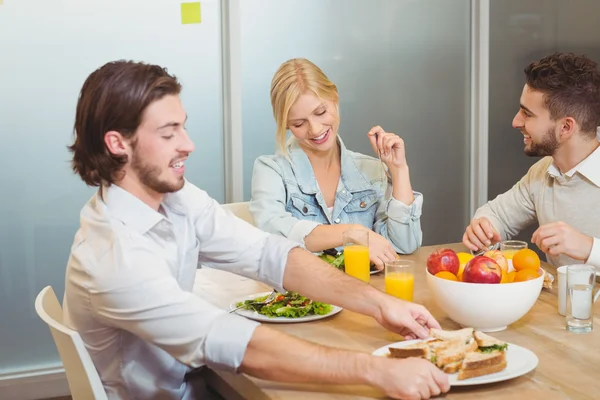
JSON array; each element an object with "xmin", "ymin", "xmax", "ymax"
[{"xmin": 181, "ymin": 2, "xmax": 201, "ymax": 24}]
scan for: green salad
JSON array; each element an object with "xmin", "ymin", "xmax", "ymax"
[
  {"xmin": 318, "ymin": 251, "xmax": 345, "ymax": 270},
  {"xmin": 236, "ymin": 291, "xmax": 333, "ymax": 318},
  {"xmin": 318, "ymin": 249, "xmax": 378, "ymax": 272}
]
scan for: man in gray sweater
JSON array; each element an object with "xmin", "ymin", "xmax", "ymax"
[{"xmin": 463, "ymin": 52, "xmax": 600, "ymax": 270}]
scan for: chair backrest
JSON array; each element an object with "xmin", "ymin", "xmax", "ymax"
[
  {"xmin": 222, "ymin": 201, "xmax": 255, "ymax": 226},
  {"xmin": 35, "ymin": 286, "xmax": 108, "ymax": 400}
]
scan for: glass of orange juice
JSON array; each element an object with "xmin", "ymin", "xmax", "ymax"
[
  {"xmin": 342, "ymin": 230, "xmax": 370, "ymax": 283},
  {"xmin": 385, "ymin": 260, "xmax": 415, "ymax": 301},
  {"xmin": 500, "ymin": 240, "xmax": 528, "ymax": 260}
]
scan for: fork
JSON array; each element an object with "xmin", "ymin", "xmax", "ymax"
[
  {"xmin": 229, "ymin": 290, "xmax": 278, "ymax": 314},
  {"xmin": 471, "ymin": 242, "xmax": 500, "ymax": 256}
]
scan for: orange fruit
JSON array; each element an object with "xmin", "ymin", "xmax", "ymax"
[
  {"xmin": 457, "ymin": 252, "xmax": 474, "ymax": 265},
  {"xmin": 501, "ymin": 271, "xmax": 517, "ymax": 283},
  {"xmin": 512, "ymin": 249, "xmax": 540, "ymax": 272},
  {"xmin": 513, "ymin": 269, "xmax": 540, "ymax": 282},
  {"xmin": 506, "ymin": 271, "xmax": 516, "ymax": 283},
  {"xmin": 457, "ymin": 263, "xmax": 466, "ymax": 280},
  {"xmin": 456, "ymin": 253, "xmax": 472, "ymax": 282},
  {"xmin": 435, "ymin": 271, "xmax": 458, "ymax": 281}
]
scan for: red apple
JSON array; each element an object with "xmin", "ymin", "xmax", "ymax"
[
  {"xmin": 463, "ymin": 256, "xmax": 502, "ymax": 284},
  {"xmin": 426, "ymin": 249, "xmax": 459, "ymax": 276},
  {"xmin": 483, "ymin": 250, "xmax": 508, "ymax": 276}
]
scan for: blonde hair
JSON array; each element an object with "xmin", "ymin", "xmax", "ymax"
[{"xmin": 270, "ymin": 58, "xmax": 339, "ymax": 153}]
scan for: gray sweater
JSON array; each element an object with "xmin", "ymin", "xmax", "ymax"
[{"xmin": 474, "ymin": 145, "xmax": 600, "ymax": 269}]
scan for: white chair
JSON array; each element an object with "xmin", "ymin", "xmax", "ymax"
[
  {"xmin": 35, "ymin": 286, "xmax": 108, "ymax": 400},
  {"xmin": 222, "ymin": 201, "xmax": 255, "ymax": 226}
]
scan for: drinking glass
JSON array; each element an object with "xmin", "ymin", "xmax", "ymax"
[
  {"xmin": 385, "ymin": 260, "xmax": 415, "ymax": 301},
  {"xmin": 342, "ymin": 230, "xmax": 370, "ymax": 283}
]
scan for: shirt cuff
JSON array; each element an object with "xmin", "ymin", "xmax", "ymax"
[
  {"xmin": 258, "ymin": 234, "xmax": 301, "ymax": 293},
  {"xmin": 586, "ymin": 237, "xmax": 600, "ymax": 271},
  {"xmin": 287, "ymin": 220, "xmax": 321, "ymax": 247},
  {"xmin": 386, "ymin": 191, "xmax": 423, "ymax": 224},
  {"xmin": 203, "ymin": 312, "xmax": 260, "ymax": 372}
]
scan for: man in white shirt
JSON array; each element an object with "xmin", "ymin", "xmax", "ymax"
[
  {"xmin": 463, "ymin": 52, "xmax": 600, "ymax": 270},
  {"xmin": 63, "ymin": 60, "xmax": 449, "ymax": 400}
]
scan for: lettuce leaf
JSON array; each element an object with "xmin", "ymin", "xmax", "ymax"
[
  {"xmin": 478, "ymin": 343, "xmax": 508, "ymax": 353},
  {"xmin": 319, "ymin": 252, "xmax": 345, "ymax": 270}
]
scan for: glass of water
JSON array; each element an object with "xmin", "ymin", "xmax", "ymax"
[{"xmin": 566, "ymin": 265, "xmax": 598, "ymax": 333}]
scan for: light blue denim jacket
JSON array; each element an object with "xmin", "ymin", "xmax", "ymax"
[{"xmin": 249, "ymin": 136, "xmax": 423, "ymax": 254}]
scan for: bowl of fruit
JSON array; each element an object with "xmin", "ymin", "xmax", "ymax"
[{"xmin": 425, "ymin": 248, "xmax": 544, "ymax": 332}]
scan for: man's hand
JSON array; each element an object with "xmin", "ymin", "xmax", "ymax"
[
  {"xmin": 463, "ymin": 217, "xmax": 502, "ymax": 252},
  {"xmin": 375, "ymin": 296, "xmax": 441, "ymax": 340},
  {"xmin": 532, "ymin": 221, "xmax": 593, "ymax": 261},
  {"xmin": 367, "ymin": 357, "xmax": 450, "ymax": 400}
]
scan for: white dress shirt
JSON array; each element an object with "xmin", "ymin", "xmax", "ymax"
[{"xmin": 63, "ymin": 181, "xmax": 298, "ymax": 399}]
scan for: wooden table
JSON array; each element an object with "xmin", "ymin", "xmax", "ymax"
[{"xmin": 193, "ymin": 243, "xmax": 600, "ymax": 400}]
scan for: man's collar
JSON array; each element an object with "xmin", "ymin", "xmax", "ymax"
[
  {"xmin": 101, "ymin": 184, "xmax": 165, "ymax": 234},
  {"xmin": 547, "ymin": 142, "xmax": 600, "ymax": 187}
]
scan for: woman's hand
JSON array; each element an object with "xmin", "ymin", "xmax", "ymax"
[
  {"xmin": 367, "ymin": 126, "xmax": 408, "ymax": 170},
  {"xmin": 368, "ymin": 230, "xmax": 398, "ymax": 270}
]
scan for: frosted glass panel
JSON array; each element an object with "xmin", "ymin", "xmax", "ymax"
[
  {"xmin": 0, "ymin": 0, "xmax": 224, "ymax": 373},
  {"xmin": 240, "ymin": 0, "xmax": 471, "ymax": 245},
  {"xmin": 488, "ymin": 0, "xmax": 600, "ymax": 244}
]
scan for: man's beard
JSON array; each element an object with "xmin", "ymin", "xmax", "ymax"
[
  {"xmin": 131, "ymin": 149, "xmax": 184, "ymax": 194},
  {"xmin": 524, "ymin": 127, "xmax": 559, "ymax": 157}
]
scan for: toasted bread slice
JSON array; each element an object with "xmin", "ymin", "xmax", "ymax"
[
  {"xmin": 457, "ymin": 360, "xmax": 507, "ymax": 380},
  {"xmin": 461, "ymin": 350, "xmax": 506, "ymax": 370},
  {"xmin": 426, "ymin": 339, "xmax": 450, "ymax": 351},
  {"xmin": 442, "ymin": 361, "xmax": 462, "ymax": 374},
  {"xmin": 430, "ymin": 327, "xmax": 474, "ymax": 343},
  {"xmin": 433, "ymin": 339, "xmax": 478, "ymax": 368},
  {"xmin": 388, "ymin": 342, "xmax": 431, "ymax": 360},
  {"xmin": 473, "ymin": 331, "xmax": 506, "ymax": 348}
]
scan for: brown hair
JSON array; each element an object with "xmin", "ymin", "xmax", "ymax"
[
  {"xmin": 68, "ymin": 60, "xmax": 181, "ymax": 186},
  {"xmin": 524, "ymin": 52, "xmax": 600, "ymax": 136},
  {"xmin": 270, "ymin": 58, "xmax": 339, "ymax": 153}
]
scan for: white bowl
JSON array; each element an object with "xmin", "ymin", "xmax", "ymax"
[{"xmin": 426, "ymin": 268, "xmax": 544, "ymax": 332}]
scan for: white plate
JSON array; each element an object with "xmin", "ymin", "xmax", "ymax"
[
  {"xmin": 372, "ymin": 339, "xmax": 538, "ymax": 386},
  {"xmin": 370, "ymin": 268, "xmax": 382, "ymax": 275},
  {"xmin": 230, "ymin": 292, "xmax": 343, "ymax": 323}
]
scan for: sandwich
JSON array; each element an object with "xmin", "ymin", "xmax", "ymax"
[
  {"xmin": 429, "ymin": 327, "xmax": 473, "ymax": 343},
  {"xmin": 433, "ymin": 337, "xmax": 478, "ymax": 372},
  {"xmin": 388, "ymin": 328, "xmax": 477, "ymax": 368},
  {"xmin": 388, "ymin": 341, "xmax": 432, "ymax": 361},
  {"xmin": 386, "ymin": 328, "xmax": 509, "ymax": 380},
  {"xmin": 456, "ymin": 331, "xmax": 508, "ymax": 380},
  {"xmin": 473, "ymin": 331, "xmax": 509, "ymax": 353},
  {"xmin": 457, "ymin": 348, "xmax": 507, "ymax": 380}
]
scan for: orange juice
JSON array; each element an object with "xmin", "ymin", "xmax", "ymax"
[
  {"xmin": 344, "ymin": 244, "xmax": 370, "ymax": 283},
  {"xmin": 500, "ymin": 241, "xmax": 528, "ymax": 259},
  {"xmin": 385, "ymin": 272, "xmax": 414, "ymax": 301},
  {"xmin": 501, "ymin": 250, "xmax": 518, "ymax": 260}
]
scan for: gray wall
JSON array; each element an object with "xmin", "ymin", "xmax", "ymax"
[
  {"xmin": 488, "ymin": 0, "xmax": 600, "ymax": 255},
  {"xmin": 239, "ymin": 0, "xmax": 472, "ymax": 246},
  {"xmin": 0, "ymin": 0, "xmax": 225, "ymax": 375}
]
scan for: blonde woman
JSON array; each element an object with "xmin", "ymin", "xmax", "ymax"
[{"xmin": 249, "ymin": 58, "xmax": 423, "ymax": 269}]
